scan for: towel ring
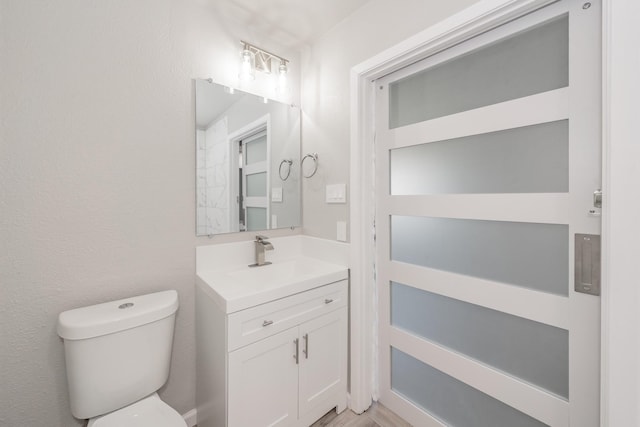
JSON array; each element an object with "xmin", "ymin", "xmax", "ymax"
[
  {"xmin": 301, "ymin": 153, "xmax": 318, "ymax": 178},
  {"xmin": 279, "ymin": 159, "xmax": 293, "ymax": 181}
]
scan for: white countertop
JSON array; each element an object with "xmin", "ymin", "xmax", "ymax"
[{"xmin": 197, "ymin": 256, "xmax": 349, "ymax": 313}]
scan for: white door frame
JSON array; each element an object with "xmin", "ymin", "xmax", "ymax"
[{"xmin": 349, "ymin": 0, "xmax": 636, "ymax": 424}]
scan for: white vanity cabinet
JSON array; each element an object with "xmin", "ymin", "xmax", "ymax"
[{"xmin": 196, "ymin": 278, "xmax": 348, "ymax": 427}]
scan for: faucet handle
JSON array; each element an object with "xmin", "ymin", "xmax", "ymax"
[{"xmin": 255, "ymin": 234, "xmax": 270, "ymax": 242}]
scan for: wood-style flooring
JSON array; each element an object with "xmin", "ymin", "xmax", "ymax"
[{"xmin": 310, "ymin": 402, "xmax": 412, "ymax": 427}]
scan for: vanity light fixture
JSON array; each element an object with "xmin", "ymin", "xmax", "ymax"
[{"xmin": 238, "ymin": 41, "xmax": 289, "ymax": 91}]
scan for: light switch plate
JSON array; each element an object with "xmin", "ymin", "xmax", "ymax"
[
  {"xmin": 271, "ymin": 187, "xmax": 283, "ymax": 202},
  {"xmin": 337, "ymin": 221, "xmax": 347, "ymax": 242},
  {"xmin": 326, "ymin": 184, "xmax": 347, "ymax": 204}
]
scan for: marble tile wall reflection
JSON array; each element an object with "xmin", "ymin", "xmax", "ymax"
[{"xmin": 197, "ymin": 118, "xmax": 231, "ymax": 235}]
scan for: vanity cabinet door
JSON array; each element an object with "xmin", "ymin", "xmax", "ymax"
[
  {"xmin": 228, "ymin": 327, "xmax": 299, "ymax": 427},
  {"xmin": 298, "ymin": 308, "xmax": 348, "ymax": 420}
]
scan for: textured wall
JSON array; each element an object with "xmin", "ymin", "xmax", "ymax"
[
  {"xmin": 0, "ymin": 0, "xmax": 299, "ymax": 425},
  {"xmin": 300, "ymin": 0, "xmax": 479, "ymax": 240},
  {"xmin": 604, "ymin": 0, "xmax": 640, "ymax": 424}
]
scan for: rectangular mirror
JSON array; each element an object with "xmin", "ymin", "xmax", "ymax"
[{"xmin": 195, "ymin": 79, "xmax": 301, "ymax": 236}]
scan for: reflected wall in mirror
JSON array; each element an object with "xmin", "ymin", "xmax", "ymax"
[{"xmin": 195, "ymin": 79, "xmax": 301, "ymax": 236}]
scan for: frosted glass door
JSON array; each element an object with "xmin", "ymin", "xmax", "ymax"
[
  {"xmin": 375, "ymin": 2, "xmax": 601, "ymax": 426},
  {"xmin": 242, "ymin": 130, "xmax": 269, "ymax": 231}
]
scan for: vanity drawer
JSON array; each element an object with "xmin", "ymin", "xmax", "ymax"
[{"xmin": 227, "ymin": 280, "xmax": 347, "ymax": 351}]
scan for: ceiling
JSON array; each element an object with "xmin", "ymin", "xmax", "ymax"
[{"xmin": 213, "ymin": 0, "xmax": 372, "ymax": 49}]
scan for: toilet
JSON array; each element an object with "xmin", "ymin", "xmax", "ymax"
[{"xmin": 57, "ymin": 290, "xmax": 187, "ymax": 427}]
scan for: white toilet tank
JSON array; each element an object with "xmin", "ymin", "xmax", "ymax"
[{"xmin": 57, "ymin": 290, "xmax": 179, "ymax": 420}]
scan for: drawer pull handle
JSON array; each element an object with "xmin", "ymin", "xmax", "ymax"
[
  {"xmin": 262, "ymin": 320, "xmax": 274, "ymax": 327},
  {"xmin": 324, "ymin": 298, "xmax": 334, "ymax": 304}
]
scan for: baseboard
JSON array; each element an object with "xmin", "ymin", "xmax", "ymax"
[{"xmin": 182, "ymin": 408, "xmax": 197, "ymax": 427}]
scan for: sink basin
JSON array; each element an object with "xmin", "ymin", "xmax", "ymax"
[
  {"xmin": 197, "ymin": 256, "xmax": 348, "ymax": 313},
  {"xmin": 227, "ymin": 258, "xmax": 327, "ymax": 283}
]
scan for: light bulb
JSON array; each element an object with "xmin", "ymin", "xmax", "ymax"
[
  {"xmin": 239, "ymin": 47, "xmax": 255, "ymax": 81},
  {"xmin": 277, "ymin": 61, "xmax": 287, "ymax": 92}
]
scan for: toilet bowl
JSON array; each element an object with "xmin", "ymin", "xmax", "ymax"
[
  {"xmin": 58, "ymin": 290, "xmax": 185, "ymax": 427},
  {"xmin": 88, "ymin": 393, "xmax": 186, "ymax": 427}
]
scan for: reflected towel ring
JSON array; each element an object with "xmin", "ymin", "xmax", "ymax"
[
  {"xmin": 301, "ymin": 153, "xmax": 318, "ymax": 178},
  {"xmin": 279, "ymin": 159, "xmax": 293, "ymax": 181}
]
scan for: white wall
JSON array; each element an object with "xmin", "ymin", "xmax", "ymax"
[
  {"xmin": 0, "ymin": 0, "xmax": 299, "ymax": 426},
  {"xmin": 603, "ymin": 0, "xmax": 640, "ymax": 424},
  {"xmin": 300, "ymin": 0, "xmax": 479, "ymax": 239}
]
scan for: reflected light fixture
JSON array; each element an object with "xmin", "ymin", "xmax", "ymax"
[
  {"xmin": 278, "ymin": 60, "xmax": 288, "ymax": 92},
  {"xmin": 239, "ymin": 43, "xmax": 255, "ymax": 81},
  {"xmin": 238, "ymin": 40, "xmax": 289, "ymax": 91}
]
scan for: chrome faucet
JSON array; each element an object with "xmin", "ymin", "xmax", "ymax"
[{"xmin": 250, "ymin": 235, "xmax": 274, "ymax": 267}]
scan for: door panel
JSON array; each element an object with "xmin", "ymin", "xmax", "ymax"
[
  {"xmin": 389, "ymin": 15, "xmax": 568, "ymax": 128},
  {"xmin": 246, "ymin": 172, "xmax": 267, "ymax": 197},
  {"xmin": 391, "ymin": 282, "xmax": 568, "ymax": 398},
  {"xmin": 390, "ymin": 120, "xmax": 569, "ymax": 195},
  {"xmin": 243, "ymin": 129, "xmax": 269, "ymax": 231},
  {"xmin": 391, "ymin": 348, "xmax": 548, "ymax": 427},
  {"xmin": 228, "ymin": 327, "xmax": 299, "ymax": 427},
  {"xmin": 391, "ymin": 215, "xmax": 569, "ymax": 295},
  {"xmin": 298, "ymin": 309, "xmax": 347, "ymax": 418},
  {"xmin": 376, "ymin": 1, "xmax": 601, "ymax": 426}
]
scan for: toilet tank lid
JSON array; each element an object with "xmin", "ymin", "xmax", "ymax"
[{"xmin": 57, "ymin": 290, "xmax": 179, "ymax": 340}]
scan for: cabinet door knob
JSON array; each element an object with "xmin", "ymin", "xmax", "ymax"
[
  {"xmin": 262, "ymin": 320, "xmax": 273, "ymax": 327},
  {"xmin": 324, "ymin": 298, "xmax": 334, "ymax": 304}
]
